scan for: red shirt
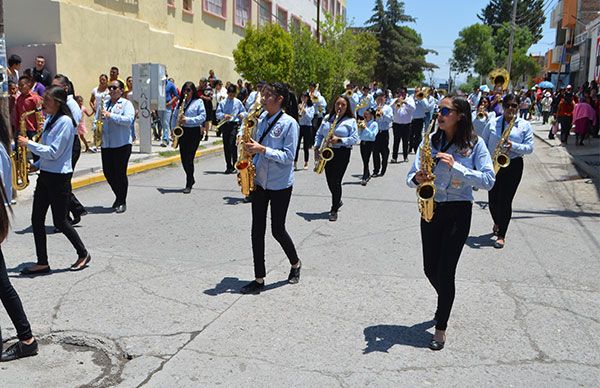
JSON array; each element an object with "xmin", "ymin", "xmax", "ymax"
[
  {"xmin": 15, "ymin": 92, "xmax": 43, "ymax": 133},
  {"xmin": 557, "ymin": 100, "xmax": 575, "ymax": 117}
]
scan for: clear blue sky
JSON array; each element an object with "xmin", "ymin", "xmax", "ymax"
[{"xmin": 345, "ymin": 0, "xmax": 556, "ymax": 85}]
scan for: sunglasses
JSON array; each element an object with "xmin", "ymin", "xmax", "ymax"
[
  {"xmin": 439, "ymin": 107, "xmax": 456, "ymax": 116},
  {"xmin": 108, "ymin": 85, "xmax": 120, "ymax": 91},
  {"xmin": 184, "ymin": 88, "xmax": 192, "ymax": 92},
  {"xmin": 504, "ymin": 103, "xmax": 518, "ymax": 109}
]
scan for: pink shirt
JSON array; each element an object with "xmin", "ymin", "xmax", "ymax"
[{"xmin": 77, "ymin": 106, "xmax": 89, "ymax": 135}]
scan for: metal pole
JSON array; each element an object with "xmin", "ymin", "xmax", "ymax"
[
  {"xmin": 506, "ymin": 0, "xmax": 518, "ymax": 77},
  {"xmin": 316, "ymin": 0, "xmax": 321, "ymax": 43}
]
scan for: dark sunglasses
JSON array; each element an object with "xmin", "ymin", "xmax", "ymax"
[
  {"xmin": 108, "ymin": 85, "xmax": 120, "ymax": 91},
  {"xmin": 183, "ymin": 88, "xmax": 192, "ymax": 92},
  {"xmin": 439, "ymin": 107, "xmax": 456, "ymax": 116},
  {"xmin": 504, "ymin": 103, "xmax": 518, "ymax": 109}
]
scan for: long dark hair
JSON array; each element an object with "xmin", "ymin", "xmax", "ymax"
[
  {"xmin": 45, "ymin": 86, "xmax": 77, "ymax": 128},
  {"xmin": 263, "ymin": 82, "xmax": 298, "ymax": 121},
  {"xmin": 299, "ymin": 91, "xmax": 313, "ymax": 107},
  {"xmin": 433, "ymin": 95, "xmax": 477, "ymax": 150},
  {"xmin": 177, "ymin": 81, "xmax": 199, "ymax": 110},
  {"xmin": 327, "ymin": 95, "xmax": 355, "ymax": 122}
]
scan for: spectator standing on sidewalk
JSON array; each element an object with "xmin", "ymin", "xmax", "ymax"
[
  {"xmin": 572, "ymin": 95, "xmax": 596, "ymax": 146},
  {"xmin": 541, "ymin": 92, "xmax": 552, "ymax": 125},
  {"xmin": 556, "ymin": 91, "xmax": 575, "ymax": 145}
]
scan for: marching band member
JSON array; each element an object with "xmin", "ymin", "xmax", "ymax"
[
  {"xmin": 315, "ymin": 95, "xmax": 359, "ymax": 222},
  {"xmin": 391, "ymin": 88, "xmax": 416, "ymax": 163},
  {"xmin": 244, "ymin": 81, "xmax": 265, "ymax": 111},
  {"xmin": 356, "ymin": 85, "xmax": 374, "ymax": 120},
  {"xmin": 359, "ymin": 108, "xmax": 378, "ymax": 186},
  {"xmin": 174, "ymin": 82, "xmax": 207, "ymax": 193},
  {"xmin": 216, "ymin": 85, "xmax": 246, "ymax": 174},
  {"xmin": 240, "ymin": 82, "xmax": 301, "ymax": 294},
  {"xmin": 19, "ymin": 86, "xmax": 91, "ymax": 275},
  {"xmin": 406, "ymin": 95, "xmax": 495, "ymax": 351},
  {"xmin": 410, "ymin": 88, "xmax": 430, "ymax": 154},
  {"xmin": 100, "ymin": 80, "xmax": 135, "ymax": 213},
  {"xmin": 482, "ymin": 94, "xmax": 534, "ymax": 249},
  {"xmin": 372, "ymin": 91, "xmax": 394, "ymax": 177},
  {"xmin": 423, "ymin": 87, "xmax": 439, "ymax": 132},
  {"xmin": 472, "ymin": 97, "xmax": 495, "ymax": 138},
  {"xmin": 344, "ymin": 83, "xmax": 360, "ymax": 114},
  {"xmin": 295, "ymin": 92, "xmax": 315, "ymax": 170},
  {"xmin": 313, "ymin": 89, "xmax": 327, "ymax": 139}
]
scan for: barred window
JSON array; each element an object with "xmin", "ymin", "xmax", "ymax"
[
  {"xmin": 258, "ymin": 0, "xmax": 272, "ymax": 26},
  {"xmin": 204, "ymin": 0, "xmax": 226, "ymax": 18}
]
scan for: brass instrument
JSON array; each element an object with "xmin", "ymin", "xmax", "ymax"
[
  {"xmin": 236, "ymin": 96, "xmax": 263, "ymax": 196},
  {"xmin": 416, "ymin": 91, "xmax": 425, "ymax": 100},
  {"xmin": 310, "ymin": 83, "xmax": 320, "ymax": 103},
  {"xmin": 476, "ymin": 106, "xmax": 487, "ymax": 120},
  {"xmin": 214, "ymin": 118, "xmax": 231, "ymax": 131},
  {"xmin": 356, "ymin": 96, "xmax": 370, "ymax": 111},
  {"xmin": 489, "ymin": 68, "xmax": 510, "ymax": 91},
  {"xmin": 375, "ymin": 103, "xmax": 383, "ymax": 119},
  {"xmin": 344, "ymin": 89, "xmax": 353, "ymax": 98},
  {"xmin": 32, "ymin": 110, "xmax": 45, "ymax": 143},
  {"xmin": 12, "ymin": 110, "xmax": 40, "ymax": 190},
  {"xmin": 299, "ymin": 101, "xmax": 306, "ymax": 117},
  {"xmin": 492, "ymin": 115, "xmax": 516, "ymax": 174},
  {"xmin": 172, "ymin": 93, "xmax": 188, "ymax": 149},
  {"xmin": 357, "ymin": 119, "xmax": 367, "ymax": 130},
  {"xmin": 416, "ymin": 115, "xmax": 438, "ymax": 222},
  {"xmin": 94, "ymin": 95, "xmax": 108, "ymax": 148},
  {"xmin": 394, "ymin": 97, "xmax": 405, "ymax": 109},
  {"xmin": 314, "ymin": 112, "xmax": 340, "ymax": 174}
]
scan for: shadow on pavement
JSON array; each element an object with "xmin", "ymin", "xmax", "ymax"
[
  {"xmin": 465, "ymin": 233, "xmax": 495, "ymax": 249},
  {"xmin": 204, "ymin": 277, "xmax": 288, "ymax": 295},
  {"xmin": 342, "ymin": 181, "xmax": 362, "ymax": 186},
  {"xmin": 363, "ymin": 320, "xmax": 435, "ymax": 354},
  {"xmin": 296, "ymin": 211, "xmax": 329, "ymax": 221},
  {"xmin": 14, "ymin": 225, "xmax": 65, "ymax": 235},
  {"xmin": 6, "ymin": 261, "xmax": 72, "ymax": 276},
  {"xmin": 157, "ymin": 187, "xmax": 185, "ymax": 194},
  {"xmin": 85, "ymin": 206, "xmax": 116, "ymax": 214},
  {"xmin": 203, "ymin": 170, "xmax": 228, "ymax": 175},
  {"xmin": 223, "ymin": 196, "xmax": 248, "ymax": 205},
  {"xmin": 512, "ymin": 208, "xmax": 600, "ymax": 219},
  {"xmin": 474, "ymin": 200, "xmax": 489, "ymax": 210}
]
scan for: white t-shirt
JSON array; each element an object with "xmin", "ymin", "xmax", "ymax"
[{"xmin": 92, "ymin": 86, "xmax": 109, "ymax": 119}]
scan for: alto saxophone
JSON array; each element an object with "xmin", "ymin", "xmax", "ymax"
[
  {"xmin": 12, "ymin": 110, "xmax": 40, "ymax": 190},
  {"xmin": 236, "ymin": 96, "xmax": 263, "ymax": 196},
  {"xmin": 172, "ymin": 93, "xmax": 188, "ymax": 149},
  {"xmin": 314, "ymin": 113, "xmax": 340, "ymax": 174},
  {"xmin": 492, "ymin": 115, "xmax": 516, "ymax": 174},
  {"xmin": 416, "ymin": 115, "xmax": 438, "ymax": 222}
]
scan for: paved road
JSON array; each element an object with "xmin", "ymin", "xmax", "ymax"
[{"xmin": 1, "ymin": 137, "xmax": 599, "ymax": 387}]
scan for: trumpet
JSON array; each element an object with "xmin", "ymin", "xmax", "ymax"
[
  {"xmin": 416, "ymin": 91, "xmax": 425, "ymax": 100},
  {"xmin": 299, "ymin": 101, "xmax": 306, "ymax": 117},
  {"xmin": 394, "ymin": 97, "xmax": 405, "ymax": 109},
  {"xmin": 172, "ymin": 93, "xmax": 188, "ymax": 149},
  {"xmin": 310, "ymin": 83, "xmax": 320, "ymax": 103},
  {"xmin": 476, "ymin": 108, "xmax": 487, "ymax": 120},
  {"xmin": 357, "ymin": 119, "xmax": 367, "ymax": 130},
  {"xmin": 344, "ymin": 89, "xmax": 353, "ymax": 98},
  {"xmin": 375, "ymin": 103, "xmax": 383, "ymax": 119}
]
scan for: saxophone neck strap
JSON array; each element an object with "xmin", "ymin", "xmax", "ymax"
[
  {"xmin": 434, "ymin": 133, "xmax": 454, "ymax": 167},
  {"xmin": 258, "ymin": 111, "xmax": 284, "ymax": 145}
]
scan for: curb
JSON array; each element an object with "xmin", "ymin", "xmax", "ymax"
[{"xmin": 71, "ymin": 145, "xmax": 223, "ymax": 190}]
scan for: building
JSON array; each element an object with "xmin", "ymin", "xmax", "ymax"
[{"xmin": 5, "ymin": 0, "xmax": 346, "ymax": 98}]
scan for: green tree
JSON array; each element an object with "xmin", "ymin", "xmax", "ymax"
[
  {"xmin": 289, "ymin": 25, "xmax": 320, "ymax": 97},
  {"xmin": 492, "ymin": 23, "xmax": 540, "ymax": 82},
  {"xmin": 233, "ymin": 24, "xmax": 294, "ymax": 84},
  {"xmin": 450, "ymin": 23, "xmax": 495, "ymax": 77},
  {"xmin": 478, "ymin": 0, "xmax": 545, "ymax": 44}
]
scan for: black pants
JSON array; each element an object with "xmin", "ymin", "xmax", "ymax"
[
  {"xmin": 69, "ymin": 136, "xmax": 86, "ymax": 217},
  {"xmin": 392, "ymin": 123, "xmax": 411, "ymax": 160},
  {"xmin": 421, "ymin": 201, "xmax": 472, "ymax": 331},
  {"xmin": 0, "ymin": 247, "xmax": 32, "ymax": 341},
  {"xmin": 488, "ymin": 157, "xmax": 523, "ymax": 239},
  {"xmin": 558, "ymin": 116, "xmax": 572, "ymax": 143},
  {"xmin": 295, "ymin": 125, "xmax": 313, "ymax": 163},
  {"xmin": 101, "ymin": 144, "xmax": 132, "ymax": 206},
  {"xmin": 360, "ymin": 141, "xmax": 374, "ymax": 180},
  {"xmin": 251, "ymin": 185, "xmax": 299, "ymax": 279},
  {"xmin": 179, "ymin": 126, "xmax": 202, "ymax": 187},
  {"xmin": 312, "ymin": 117, "xmax": 323, "ymax": 140},
  {"xmin": 373, "ymin": 131, "xmax": 389, "ymax": 175},
  {"xmin": 221, "ymin": 122, "xmax": 238, "ymax": 170},
  {"xmin": 542, "ymin": 111, "xmax": 550, "ymax": 124},
  {"xmin": 410, "ymin": 118, "xmax": 424, "ymax": 153},
  {"xmin": 324, "ymin": 147, "xmax": 351, "ymax": 211},
  {"xmin": 32, "ymin": 171, "xmax": 88, "ymax": 265}
]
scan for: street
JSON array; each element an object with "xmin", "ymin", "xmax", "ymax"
[{"xmin": 1, "ymin": 136, "xmax": 599, "ymax": 387}]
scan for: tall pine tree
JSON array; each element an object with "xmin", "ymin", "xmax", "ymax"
[{"xmin": 478, "ymin": 0, "xmax": 546, "ymax": 43}]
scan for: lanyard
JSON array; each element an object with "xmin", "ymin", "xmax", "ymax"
[{"xmin": 258, "ymin": 111, "xmax": 284, "ymax": 144}]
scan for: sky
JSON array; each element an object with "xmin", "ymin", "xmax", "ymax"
[{"xmin": 345, "ymin": 0, "xmax": 557, "ymax": 85}]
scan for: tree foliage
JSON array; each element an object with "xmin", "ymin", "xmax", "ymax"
[{"xmin": 478, "ymin": 0, "xmax": 546, "ymax": 44}]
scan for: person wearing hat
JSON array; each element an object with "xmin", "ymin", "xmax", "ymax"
[{"xmin": 541, "ymin": 92, "xmax": 552, "ymax": 125}]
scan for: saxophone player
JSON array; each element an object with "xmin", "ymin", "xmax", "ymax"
[
  {"xmin": 314, "ymin": 95, "xmax": 359, "ymax": 222},
  {"xmin": 239, "ymin": 83, "xmax": 301, "ymax": 294},
  {"xmin": 481, "ymin": 94, "xmax": 534, "ymax": 249},
  {"xmin": 174, "ymin": 82, "xmax": 206, "ymax": 193},
  {"xmin": 295, "ymin": 92, "xmax": 315, "ymax": 171},
  {"xmin": 406, "ymin": 96, "xmax": 495, "ymax": 351},
  {"xmin": 216, "ymin": 85, "xmax": 246, "ymax": 174}
]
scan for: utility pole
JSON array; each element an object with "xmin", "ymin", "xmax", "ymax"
[
  {"xmin": 316, "ymin": 0, "xmax": 321, "ymax": 43},
  {"xmin": 506, "ymin": 0, "xmax": 518, "ymax": 78}
]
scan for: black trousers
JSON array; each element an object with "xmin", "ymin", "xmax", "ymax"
[
  {"xmin": 360, "ymin": 141, "xmax": 374, "ymax": 180},
  {"xmin": 542, "ymin": 111, "xmax": 550, "ymax": 125},
  {"xmin": 373, "ymin": 131, "xmax": 390, "ymax": 175},
  {"xmin": 295, "ymin": 125, "xmax": 313, "ymax": 163},
  {"xmin": 410, "ymin": 118, "xmax": 424, "ymax": 153},
  {"xmin": 312, "ymin": 117, "xmax": 323, "ymax": 140},
  {"xmin": 221, "ymin": 122, "xmax": 238, "ymax": 170},
  {"xmin": 101, "ymin": 144, "xmax": 132, "ymax": 206},
  {"xmin": 0, "ymin": 247, "xmax": 33, "ymax": 341},
  {"xmin": 488, "ymin": 157, "xmax": 523, "ymax": 239},
  {"xmin": 179, "ymin": 126, "xmax": 202, "ymax": 187},
  {"xmin": 69, "ymin": 136, "xmax": 86, "ymax": 217},
  {"xmin": 324, "ymin": 146, "xmax": 351, "ymax": 211},
  {"xmin": 421, "ymin": 201, "xmax": 472, "ymax": 331},
  {"xmin": 558, "ymin": 116, "xmax": 572, "ymax": 143},
  {"xmin": 251, "ymin": 185, "xmax": 299, "ymax": 279},
  {"xmin": 392, "ymin": 123, "xmax": 411, "ymax": 160},
  {"xmin": 32, "ymin": 171, "xmax": 88, "ymax": 265}
]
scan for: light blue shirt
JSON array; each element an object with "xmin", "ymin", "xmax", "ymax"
[
  {"xmin": 253, "ymin": 110, "xmax": 298, "ymax": 191},
  {"xmin": 413, "ymin": 98, "xmax": 430, "ymax": 119},
  {"xmin": 482, "ymin": 116, "xmax": 534, "ymax": 159},
  {"xmin": 67, "ymin": 95, "xmax": 82, "ymax": 125},
  {"xmin": 175, "ymin": 98, "xmax": 206, "ymax": 128},
  {"xmin": 298, "ymin": 105, "xmax": 315, "ymax": 126},
  {"xmin": 0, "ymin": 144, "xmax": 13, "ymax": 202},
  {"xmin": 360, "ymin": 119, "xmax": 378, "ymax": 142},
  {"xmin": 356, "ymin": 94, "xmax": 375, "ymax": 117},
  {"xmin": 472, "ymin": 111, "xmax": 496, "ymax": 138},
  {"xmin": 349, "ymin": 92, "xmax": 360, "ymax": 113},
  {"xmin": 101, "ymin": 97, "xmax": 135, "ymax": 148},
  {"xmin": 315, "ymin": 116, "xmax": 359, "ymax": 149},
  {"xmin": 315, "ymin": 95, "xmax": 327, "ymax": 118},
  {"xmin": 393, "ymin": 96, "xmax": 416, "ymax": 124},
  {"xmin": 216, "ymin": 98, "xmax": 246, "ymax": 124},
  {"xmin": 407, "ymin": 134, "xmax": 496, "ymax": 202},
  {"xmin": 245, "ymin": 91, "xmax": 258, "ymax": 111},
  {"xmin": 376, "ymin": 104, "xmax": 394, "ymax": 131},
  {"xmin": 27, "ymin": 115, "xmax": 75, "ymax": 174}
]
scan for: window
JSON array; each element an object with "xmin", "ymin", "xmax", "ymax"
[
  {"xmin": 277, "ymin": 6, "xmax": 288, "ymax": 31},
  {"xmin": 291, "ymin": 15, "xmax": 301, "ymax": 31},
  {"xmin": 234, "ymin": 0, "xmax": 251, "ymax": 27},
  {"xmin": 258, "ymin": 0, "xmax": 272, "ymax": 26},
  {"xmin": 336, "ymin": 1, "xmax": 341, "ymax": 17},
  {"xmin": 204, "ymin": 0, "xmax": 226, "ymax": 18},
  {"xmin": 183, "ymin": 0, "xmax": 192, "ymax": 12}
]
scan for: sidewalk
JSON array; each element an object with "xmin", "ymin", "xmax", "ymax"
[
  {"xmin": 530, "ymin": 118, "xmax": 600, "ymax": 180},
  {"xmin": 14, "ymin": 136, "xmax": 223, "ymax": 203}
]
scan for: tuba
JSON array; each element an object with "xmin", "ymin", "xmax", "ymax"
[
  {"xmin": 172, "ymin": 93, "xmax": 187, "ymax": 149},
  {"xmin": 236, "ymin": 95, "xmax": 263, "ymax": 196},
  {"xmin": 12, "ymin": 110, "xmax": 41, "ymax": 190},
  {"xmin": 314, "ymin": 112, "xmax": 340, "ymax": 174},
  {"xmin": 489, "ymin": 68, "xmax": 510, "ymax": 91},
  {"xmin": 492, "ymin": 115, "xmax": 516, "ymax": 174},
  {"xmin": 416, "ymin": 114, "xmax": 438, "ymax": 222}
]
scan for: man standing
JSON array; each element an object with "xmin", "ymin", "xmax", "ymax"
[
  {"xmin": 410, "ymin": 90, "xmax": 430, "ymax": 154},
  {"xmin": 216, "ymin": 85, "xmax": 246, "ymax": 174},
  {"xmin": 7, "ymin": 55, "xmax": 22, "ymax": 84},
  {"xmin": 30, "ymin": 56, "xmax": 52, "ymax": 87},
  {"xmin": 160, "ymin": 75, "xmax": 179, "ymax": 147},
  {"xmin": 14, "ymin": 75, "xmax": 42, "ymax": 139},
  {"xmin": 109, "ymin": 66, "xmax": 128, "ymax": 94},
  {"xmin": 390, "ymin": 88, "xmax": 415, "ymax": 163}
]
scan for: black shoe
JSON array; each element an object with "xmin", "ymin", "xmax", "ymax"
[
  {"xmin": 243, "ymin": 196, "xmax": 252, "ymax": 203},
  {"xmin": 183, "ymin": 187, "xmax": 192, "ymax": 194},
  {"xmin": 240, "ymin": 280, "xmax": 265, "ymax": 294},
  {"xmin": 111, "ymin": 201, "xmax": 118, "ymax": 209},
  {"xmin": 20, "ymin": 266, "xmax": 51, "ymax": 276},
  {"xmin": 360, "ymin": 179, "xmax": 367, "ymax": 186},
  {"xmin": 329, "ymin": 211, "xmax": 338, "ymax": 222},
  {"xmin": 1, "ymin": 340, "xmax": 39, "ymax": 361},
  {"xmin": 71, "ymin": 214, "xmax": 81, "ymax": 226},
  {"xmin": 288, "ymin": 260, "xmax": 301, "ymax": 284},
  {"xmin": 548, "ymin": 135, "xmax": 555, "ymax": 140},
  {"xmin": 338, "ymin": 200, "xmax": 343, "ymax": 210},
  {"xmin": 203, "ymin": 135, "xmax": 208, "ymax": 141},
  {"xmin": 371, "ymin": 172, "xmax": 380, "ymax": 177},
  {"xmin": 70, "ymin": 253, "xmax": 91, "ymax": 271},
  {"xmin": 390, "ymin": 159, "xmax": 398, "ymax": 164},
  {"xmin": 403, "ymin": 157, "xmax": 408, "ymax": 163},
  {"xmin": 115, "ymin": 204, "xmax": 127, "ymax": 214},
  {"xmin": 429, "ymin": 339, "xmax": 445, "ymax": 351}
]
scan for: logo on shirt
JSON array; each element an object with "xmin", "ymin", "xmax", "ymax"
[
  {"xmin": 451, "ymin": 179, "xmax": 463, "ymax": 189},
  {"xmin": 272, "ymin": 124, "xmax": 283, "ymax": 137}
]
